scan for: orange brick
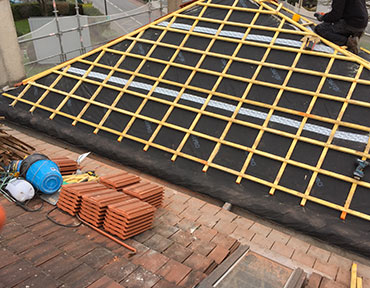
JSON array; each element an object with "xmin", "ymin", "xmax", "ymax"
[
  {"xmin": 314, "ymin": 260, "xmax": 338, "ymax": 279},
  {"xmin": 271, "ymin": 242, "xmax": 294, "ymax": 258},
  {"xmin": 249, "ymin": 222, "xmax": 272, "ymax": 237},
  {"xmin": 286, "ymin": 237, "xmax": 310, "ymax": 253},
  {"xmin": 266, "ymin": 229, "xmax": 291, "ymax": 245},
  {"xmin": 291, "ymin": 250, "xmax": 316, "ymax": 268},
  {"xmin": 250, "ymin": 233, "xmax": 274, "ymax": 249},
  {"xmin": 307, "ymin": 246, "xmax": 331, "ymax": 263},
  {"xmin": 306, "ymin": 273, "xmax": 322, "ymax": 288}
]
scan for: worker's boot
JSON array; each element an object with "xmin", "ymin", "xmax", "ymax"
[{"xmin": 346, "ymin": 35, "xmax": 360, "ymax": 55}]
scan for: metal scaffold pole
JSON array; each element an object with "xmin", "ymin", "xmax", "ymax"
[
  {"xmin": 53, "ymin": 0, "xmax": 66, "ymax": 62},
  {"xmin": 75, "ymin": 0, "xmax": 86, "ymax": 54}
]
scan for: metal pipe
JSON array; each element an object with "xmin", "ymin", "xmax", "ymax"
[
  {"xmin": 148, "ymin": 0, "xmax": 152, "ymax": 23},
  {"xmin": 76, "ymin": 214, "xmax": 137, "ymax": 255},
  {"xmin": 18, "ymin": 7, "xmax": 162, "ymax": 45},
  {"xmin": 104, "ymin": 0, "xmax": 108, "ymax": 15},
  {"xmin": 75, "ymin": 0, "xmax": 86, "ymax": 54},
  {"xmin": 52, "ymin": 0, "xmax": 66, "ymax": 62}
]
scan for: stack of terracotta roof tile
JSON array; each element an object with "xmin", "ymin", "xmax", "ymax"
[
  {"xmin": 57, "ymin": 182, "xmax": 106, "ymax": 216},
  {"xmin": 52, "ymin": 157, "xmax": 79, "ymax": 175},
  {"xmin": 99, "ymin": 171, "xmax": 141, "ymax": 190},
  {"xmin": 103, "ymin": 198, "xmax": 156, "ymax": 240},
  {"xmin": 79, "ymin": 191, "xmax": 131, "ymax": 227},
  {"xmin": 122, "ymin": 182, "xmax": 164, "ymax": 208}
]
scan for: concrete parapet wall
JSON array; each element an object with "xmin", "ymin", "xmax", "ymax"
[{"xmin": 0, "ymin": 0, "xmax": 25, "ymax": 88}]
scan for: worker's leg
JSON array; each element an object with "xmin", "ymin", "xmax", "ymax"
[{"xmin": 314, "ymin": 22, "xmax": 348, "ymax": 45}]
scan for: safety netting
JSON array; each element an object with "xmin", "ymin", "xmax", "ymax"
[{"xmin": 2, "ymin": 0, "xmax": 370, "ymax": 256}]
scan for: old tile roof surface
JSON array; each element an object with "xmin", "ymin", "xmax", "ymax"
[{"xmin": 1, "ymin": 124, "xmax": 370, "ymax": 287}]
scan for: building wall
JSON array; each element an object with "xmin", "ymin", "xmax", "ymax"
[{"xmin": 0, "ymin": 0, "xmax": 25, "ymax": 89}]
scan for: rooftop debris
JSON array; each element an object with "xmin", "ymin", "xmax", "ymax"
[{"xmin": 0, "ymin": 118, "xmax": 34, "ymax": 169}]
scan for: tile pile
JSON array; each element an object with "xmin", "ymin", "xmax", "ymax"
[
  {"xmin": 103, "ymin": 198, "xmax": 156, "ymax": 240},
  {"xmin": 99, "ymin": 171, "xmax": 141, "ymax": 190},
  {"xmin": 79, "ymin": 191, "xmax": 131, "ymax": 227},
  {"xmin": 57, "ymin": 182, "xmax": 107, "ymax": 216},
  {"xmin": 51, "ymin": 157, "xmax": 79, "ymax": 175},
  {"xmin": 122, "ymin": 181, "xmax": 164, "ymax": 208}
]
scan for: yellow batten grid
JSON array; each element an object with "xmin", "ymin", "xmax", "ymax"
[
  {"xmin": 300, "ymin": 65, "xmax": 364, "ymax": 206},
  {"xmin": 269, "ymin": 51, "xmax": 338, "ymax": 196},
  {"xmin": 2, "ymin": 0, "xmax": 370, "ymax": 224}
]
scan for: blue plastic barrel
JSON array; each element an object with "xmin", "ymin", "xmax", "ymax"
[{"xmin": 18, "ymin": 160, "xmax": 62, "ymax": 194}]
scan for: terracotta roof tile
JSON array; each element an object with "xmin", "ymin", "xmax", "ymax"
[{"xmin": 99, "ymin": 172, "xmax": 141, "ymax": 190}]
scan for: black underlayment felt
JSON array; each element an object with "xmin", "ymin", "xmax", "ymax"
[{"xmin": 2, "ymin": 0, "xmax": 370, "ymax": 257}]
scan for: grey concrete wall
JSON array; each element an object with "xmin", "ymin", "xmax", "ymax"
[
  {"xmin": 168, "ymin": 0, "xmax": 182, "ymax": 13},
  {"xmin": 0, "ymin": 0, "xmax": 25, "ymax": 88}
]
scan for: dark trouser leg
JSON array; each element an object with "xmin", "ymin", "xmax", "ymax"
[{"xmin": 314, "ymin": 22, "xmax": 349, "ymax": 46}]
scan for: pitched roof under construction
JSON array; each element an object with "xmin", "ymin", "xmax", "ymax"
[{"xmin": 2, "ymin": 0, "xmax": 370, "ymax": 255}]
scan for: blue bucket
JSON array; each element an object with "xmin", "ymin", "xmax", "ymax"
[{"xmin": 18, "ymin": 160, "xmax": 62, "ymax": 194}]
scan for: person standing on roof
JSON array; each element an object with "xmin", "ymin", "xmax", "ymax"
[{"xmin": 314, "ymin": 0, "xmax": 368, "ymax": 55}]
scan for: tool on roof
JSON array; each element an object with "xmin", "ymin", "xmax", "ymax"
[
  {"xmin": 301, "ymin": 35, "xmax": 320, "ymax": 51},
  {"xmin": 62, "ymin": 171, "xmax": 97, "ymax": 184},
  {"xmin": 76, "ymin": 152, "xmax": 90, "ymax": 174},
  {"xmin": 353, "ymin": 159, "xmax": 369, "ymax": 180},
  {"xmin": 8, "ymin": 153, "xmax": 63, "ymax": 194}
]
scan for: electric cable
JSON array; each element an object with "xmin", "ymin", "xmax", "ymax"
[{"xmin": 46, "ymin": 206, "xmax": 82, "ymax": 228}]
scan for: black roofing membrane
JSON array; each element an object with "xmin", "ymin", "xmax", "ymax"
[{"xmin": 2, "ymin": 0, "xmax": 370, "ymax": 257}]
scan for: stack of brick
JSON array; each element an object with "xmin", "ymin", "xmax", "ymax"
[
  {"xmin": 123, "ymin": 182, "xmax": 164, "ymax": 208},
  {"xmin": 79, "ymin": 191, "xmax": 131, "ymax": 227},
  {"xmin": 103, "ymin": 198, "xmax": 156, "ymax": 240},
  {"xmin": 51, "ymin": 157, "xmax": 79, "ymax": 175},
  {"xmin": 99, "ymin": 171, "xmax": 140, "ymax": 190},
  {"xmin": 57, "ymin": 182, "xmax": 107, "ymax": 216}
]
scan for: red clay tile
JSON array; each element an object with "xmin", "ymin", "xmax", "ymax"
[
  {"xmin": 183, "ymin": 252, "xmax": 213, "ymax": 272},
  {"xmin": 51, "ymin": 157, "xmax": 79, "ymax": 175},
  {"xmin": 144, "ymin": 234, "xmax": 174, "ymax": 253},
  {"xmin": 157, "ymin": 259, "xmax": 192, "ymax": 284},
  {"xmin": 291, "ymin": 250, "xmax": 316, "ymax": 268},
  {"xmin": 100, "ymin": 172, "xmax": 141, "ymax": 190},
  {"xmin": 306, "ymin": 273, "xmax": 323, "ymax": 288},
  {"xmin": 163, "ymin": 243, "xmax": 192, "ymax": 263},
  {"xmin": 121, "ymin": 266, "xmax": 160, "ymax": 288},
  {"xmin": 307, "ymin": 246, "xmax": 331, "ymax": 263},
  {"xmin": 314, "ymin": 260, "xmax": 338, "ymax": 279},
  {"xmin": 178, "ymin": 270, "xmax": 206, "ymax": 287},
  {"xmin": 132, "ymin": 249, "xmax": 169, "ymax": 273},
  {"xmin": 87, "ymin": 276, "xmax": 123, "ymax": 288},
  {"xmin": 123, "ymin": 182, "xmax": 164, "ymax": 199},
  {"xmin": 207, "ymin": 245, "xmax": 229, "ymax": 264}
]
